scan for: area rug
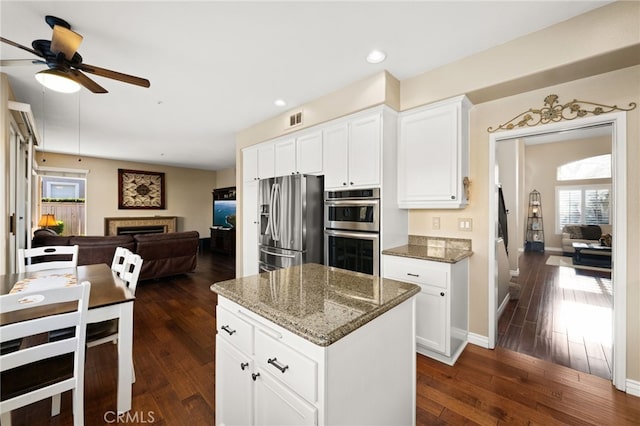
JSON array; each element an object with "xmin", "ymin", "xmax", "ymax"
[{"xmin": 545, "ymin": 255, "xmax": 611, "ymax": 273}]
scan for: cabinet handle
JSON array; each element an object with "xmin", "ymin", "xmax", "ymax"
[
  {"xmin": 252, "ymin": 372, "xmax": 260, "ymax": 381},
  {"xmin": 240, "ymin": 362, "xmax": 249, "ymax": 371},
  {"xmin": 407, "ymin": 273, "xmax": 419, "ymax": 277},
  {"xmin": 221, "ymin": 325, "xmax": 236, "ymax": 335},
  {"xmin": 440, "ymin": 292, "xmax": 445, "ymax": 297},
  {"xmin": 450, "ymin": 195, "xmax": 456, "ymax": 200},
  {"xmin": 342, "ymin": 182, "xmax": 347, "ymax": 186},
  {"xmin": 267, "ymin": 357, "xmax": 289, "ymax": 373},
  {"xmin": 350, "ymin": 182, "xmax": 354, "ymax": 185}
]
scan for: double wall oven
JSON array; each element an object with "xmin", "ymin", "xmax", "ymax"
[{"xmin": 324, "ymin": 188, "xmax": 380, "ymax": 276}]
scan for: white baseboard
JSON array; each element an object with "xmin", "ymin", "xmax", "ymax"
[
  {"xmin": 467, "ymin": 332, "xmax": 490, "ymax": 349},
  {"xmin": 496, "ymin": 294, "xmax": 510, "ymax": 321},
  {"xmin": 545, "ymin": 246, "xmax": 563, "ymax": 253},
  {"xmin": 509, "ymin": 268, "xmax": 519, "ymax": 277},
  {"xmin": 627, "ymin": 379, "xmax": 640, "ymax": 397}
]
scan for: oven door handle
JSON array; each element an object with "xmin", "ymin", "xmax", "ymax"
[
  {"xmin": 324, "ymin": 199, "xmax": 379, "ymax": 207},
  {"xmin": 260, "ymin": 248, "xmax": 297, "ymax": 258},
  {"xmin": 324, "ymin": 229, "xmax": 380, "ymax": 240}
]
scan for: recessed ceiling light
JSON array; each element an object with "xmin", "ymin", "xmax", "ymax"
[
  {"xmin": 366, "ymin": 49, "xmax": 386, "ymax": 64},
  {"xmin": 274, "ymin": 99, "xmax": 287, "ymax": 107}
]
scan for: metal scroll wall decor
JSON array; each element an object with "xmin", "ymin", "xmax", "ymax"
[{"xmin": 487, "ymin": 94, "xmax": 637, "ymax": 133}]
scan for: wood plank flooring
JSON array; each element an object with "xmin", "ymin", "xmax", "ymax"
[
  {"xmin": 498, "ymin": 251, "xmax": 613, "ymax": 380},
  {"xmin": 6, "ymin": 249, "xmax": 639, "ymax": 425}
]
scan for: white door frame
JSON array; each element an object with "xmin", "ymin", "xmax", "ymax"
[{"xmin": 487, "ymin": 112, "xmax": 627, "ymax": 391}]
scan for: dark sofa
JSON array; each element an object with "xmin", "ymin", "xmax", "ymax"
[{"xmin": 32, "ymin": 231, "xmax": 199, "ymax": 281}]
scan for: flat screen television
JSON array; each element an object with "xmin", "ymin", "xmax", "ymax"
[{"xmin": 213, "ymin": 199, "xmax": 236, "ymax": 228}]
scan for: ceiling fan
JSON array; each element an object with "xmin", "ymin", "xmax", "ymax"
[{"xmin": 0, "ymin": 15, "xmax": 150, "ymax": 93}]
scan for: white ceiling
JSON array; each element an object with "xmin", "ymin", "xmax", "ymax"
[{"xmin": 0, "ymin": 1, "xmax": 610, "ymax": 171}]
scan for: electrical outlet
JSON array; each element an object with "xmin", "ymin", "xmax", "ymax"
[
  {"xmin": 432, "ymin": 217, "xmax": 440, "ymax": 230},
  {"xmin": 458, "ymin": 218, "xmax": 473, "ymax": 231}
]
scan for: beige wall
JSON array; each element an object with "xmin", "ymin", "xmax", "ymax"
[
  {"xmin": 524, "ymin": 136, "xmax": 612, "ymax": 249},
  {"xmin": 215, "ymin": 167, "xmax": 236, "ymax": 189},
  {"xmin": 33, "ymin": 152, "xmax": 217, "ymax": 237}
]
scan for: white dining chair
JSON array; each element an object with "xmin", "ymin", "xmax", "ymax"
[
  {"xmin": 18, "ymin": 245, "xmax": 79, "ymax": 273},
  {"xmin": 111, "ymin": 246, "xmax": 133, "ymax": 277},
  {"xmin": 0, "ymin": 281, "xmax": 91, "ymax": 426},
  {"xmin": 87, "ymin": 253, "xmax": 143, "ymax": 382}
]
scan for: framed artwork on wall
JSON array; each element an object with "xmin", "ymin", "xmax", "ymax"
[{"xmin": 118, "ymin": 169, "xmax": 166, "ymax": 209}]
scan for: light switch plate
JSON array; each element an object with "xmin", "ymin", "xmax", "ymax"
[
  {"xmin": 432, "ymin": 217, "xmax": 440, "ymax": 230},
  {"xmin": 458, "ymin": 218, "xmax": 473, "ymax": 231}
]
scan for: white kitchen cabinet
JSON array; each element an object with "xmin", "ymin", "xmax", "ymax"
[
  {"xmin": 274, "ymin": 131, "xmax": 323, "ymax": 177},
  {"xmin": 243, "ymin": 144, "xmax": 275, "ymax": 183},
  {"xmin": 323, "ymin": 112, "xmax": 381, "ymax": 190},
  {"xmin": 397, "ymin": 95, "xmax": 472, "ymax": 209},
  {"xmin": 382, "ymin": 254, "xmax": 468, "ymax": 365},
  {"xmin": 242, "ymin": 180, "xmax": 259, "ymax": 276},
  {"xmin": 215, "ymin": 295, "xmax": 415, "ymax": 425}
]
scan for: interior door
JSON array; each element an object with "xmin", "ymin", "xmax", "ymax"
[{"xmin": 8, "ymin": 119, "xmax": 30, "ymax": 273}]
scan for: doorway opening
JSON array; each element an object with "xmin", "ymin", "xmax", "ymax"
[
  {"xmin": 488, "ymin": 113, "xmax": 627, "ymax": 391},
  {"xmin": 35, "ymin": 170, "xmax": 87, "ymax": 237}
]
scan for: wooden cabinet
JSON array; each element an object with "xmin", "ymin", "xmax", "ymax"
[
  {"xmin": 210, "ymin": 228, "xmax": 235, "ymax": 255},
  {"xmin": 243, "ymin": 144, "xmax": 275, "ymax": 182},
  {"xmin": 382, "ymin": 254, "xmax": 468, "ymax": 365},
  {"xmin": 274, "ymin": 131, "xmax": 323, "ymax": 177},
  {"xmin": 323, "ymin": 112, "xmax": 382, "ymax": 190},
  {"xmin": 242, "ymin": 180, "xmax": 259, "ymax": 276},
  {"xmin": 215, "ymin": 296, "xmax": 416, "ymax": 425},
  {"xmin": 397, "ymin": 95, "xmax": 472, "ymax": 209}
]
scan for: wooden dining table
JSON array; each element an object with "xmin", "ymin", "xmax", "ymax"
[{"xmin": 1, "ymin": 263, "xmax": 135, "ymax": 414}]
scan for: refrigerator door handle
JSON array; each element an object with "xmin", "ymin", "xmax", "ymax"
[
  {"xmin": 272, "ymin": 183, "xmax": 280, "ymax": 241},
  {"xmin": 266, "ymin": 182, "xmax": 275, "ymax": 240},
  {"xmin": 260, "ymin": 248, "xmax": 296, "ymax": 259}
]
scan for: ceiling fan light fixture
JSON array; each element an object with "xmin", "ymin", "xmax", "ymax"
[{"xmin": 35, "ymin": 68, "xmax": 81, "ymax": 93}]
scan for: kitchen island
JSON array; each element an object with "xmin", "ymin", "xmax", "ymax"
[{"xmin": 210, "ymin": 263, "xmax": 420, "ymax": 426}]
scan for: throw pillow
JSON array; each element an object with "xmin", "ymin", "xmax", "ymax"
[
  {"xmin": 563, "ymin": 225, "xmax": 582, "ymax": 239},
  {"xmin": 581, "ymin": 225, "xmax": 602, "ymax": 240}
]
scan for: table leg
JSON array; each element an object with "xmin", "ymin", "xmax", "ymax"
[{"xmin": 117, "ymin": 302, "xmax": 134, "ymax": 413}]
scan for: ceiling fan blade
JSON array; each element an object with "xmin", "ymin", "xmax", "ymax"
[
  {"xmin": 50, "ymin": 25, "xmax": 83, "ymax": 60},
  {"xmin": 0, "ymin": 36, "xmax": 44, "ymax": 58},
  {"xmin": 0, "ymin": 59, "xmax": 46, "ymax": 66},
  {"xmin": 77, "ymin": 63, "xmax": 150, "ymax": 88},
  {"xmin": 68, "ymin": 69, "xmax": 108, "ymax": 94}
]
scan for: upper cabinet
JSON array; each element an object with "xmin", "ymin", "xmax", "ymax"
[
  {"xmin": 397, "ymin": 95, "xmax": 472, "ymax": 209},
  {"xmin": 323, "ymin": 112, "xmax": 382, "ymax": 190},
  {"xmin": 274, "ymin": 130, "xmax": 323, "ymax": 176},
  {"xmin": 242, "ymin": 143, "xmax": 275, "ymax": 182}
]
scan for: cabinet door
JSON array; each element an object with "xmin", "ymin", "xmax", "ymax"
[
  {"xmin": 399, "ymin": 105, "xmax": 458, "ymax": 205},
  {"xmin": 216, "ymin": 337, "xmax": 254, "ymax": 426},
  {"xmin": 254, "ymin": 369, "xmax": 317, "ymax": 426},
  {"xmin": 258, "ymin": 144, "xmax": 275, "ymax": 180},
  {"xmin": 243, "ymin": 180, "xmax": 259, "ymax": 276},
  {"xmin": 243, "ymin": 148, "xmax": 259, "ymax": 182},
  {"xmin": 323, "ymin": 123, "xmax": 349, "ymax": 189},
  {"xmin": 274, "ymin": 138, "xmax": 296, "ymax": 177},
  {"xmin": 348, "ymin": 113, "xmax": 381, "ymax": 188},
  {"xmin": 296, "ymin": 131, "xmax": 323, "ymax": 175},
  {"xmin": 416, "ymin": 284, "xmax": 448, "ymax": 355}
]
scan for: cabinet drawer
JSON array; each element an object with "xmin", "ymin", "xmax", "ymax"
[
  {"xmin": 383, "ymin": 255, "xmax": 448, "ymax": 289},
  {"xmin": 217, "ymin": 306, "xmax": 254, "ymax": 355},
  {"xmin": 255, "ymin": 329, "xmax": 318, "ymax": 403}
]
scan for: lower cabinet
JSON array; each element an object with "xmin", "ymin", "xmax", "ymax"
[
  {"xmin": 215, "ymin": 296, "xmax": 416, "ymax": 426},
  {"xmin": 382, "ymin": 254, "xmax": 469, "ymax": 365}
]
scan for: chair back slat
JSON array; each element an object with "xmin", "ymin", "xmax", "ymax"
[
  {"xmin": 120, "ymin": 254, "xmax": 143, "ymax": 295},
  {"xmin": 111, "ymin": 247, "xmax": 133, "ymax": 277},
  {"xmin": 18, "ymin": 245, "xmax": 79, "ymax": 273}
]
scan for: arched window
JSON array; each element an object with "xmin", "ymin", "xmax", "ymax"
[{"xmin": 557, "ymin": 154, "xmax": 611, "ymax": 181}]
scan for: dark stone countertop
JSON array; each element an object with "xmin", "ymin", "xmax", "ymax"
[{"xmin": 210, "ymin": 263, "xmax": 420, "ymax": 347}]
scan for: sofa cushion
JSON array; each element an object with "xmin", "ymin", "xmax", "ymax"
[
  {"xmin": 134, "ymin": 231, "xmax": 199, "ymax": 280},
  {"xmin": 580, "ymin": 225, "xmax": 602, "ymax": 240},
  {"xmin": 69, "ymin": 235, "xmax": 135, "ymax": 266},
  {"xmin": 563, "ymin": 225, "xmax": 583, "ymax": 239}
]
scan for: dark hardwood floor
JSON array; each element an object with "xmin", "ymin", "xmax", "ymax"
[
  {"xmin": 7, "ymin": 249, "xmax": 639, "ymax": 425},
  {"xmin": 498, "ymin": 251, "xmax": 613, "ymax": 380}
]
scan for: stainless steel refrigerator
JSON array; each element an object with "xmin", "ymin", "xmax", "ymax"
[{"xmin": 258, "ymin": 174, "xmax": 324, "ymax": 272}]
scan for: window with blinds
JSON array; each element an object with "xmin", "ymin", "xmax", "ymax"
[{"xmin": 556, "ymin": 185, "xmax": 611, "ymax": 233}]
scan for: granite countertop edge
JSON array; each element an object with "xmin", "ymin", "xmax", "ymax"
[
  {"xmin": 211, "ymin": 283, "xmax": 420, "ymax": 347},
  {"xmin": 381, "ymin": 246, "xmax": 473, "ymax": 263}
]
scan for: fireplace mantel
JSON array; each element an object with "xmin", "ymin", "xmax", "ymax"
[{"xmin": 104, "ymin": 216, "xmax": 177, "ymax": 236}]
